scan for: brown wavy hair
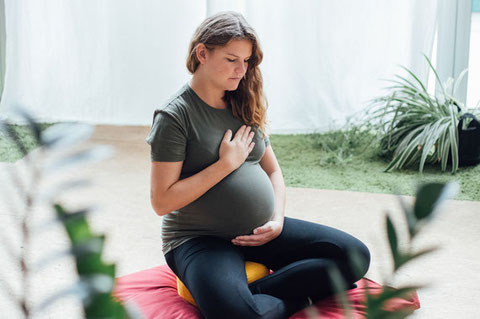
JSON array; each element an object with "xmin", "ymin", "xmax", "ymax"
[{"xmin": 186, "ymin": 11, "xmax": 268, "ymax": 137}]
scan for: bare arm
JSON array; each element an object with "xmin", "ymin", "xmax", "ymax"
[
  {"xmin": 150, "ymin": 160, "xmax": 232, "ymax": 216},
  {"xmin": 151, "ymin": 125, "xmax": 255, "ymax": 216},
  {"xmin": 259, "ymin": 144, "xmax": 286, "ymax": 225}
]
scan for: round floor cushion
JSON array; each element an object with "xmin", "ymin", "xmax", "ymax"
[
  {"xmin": 177, "ymin": 261, "xmax": 270, "ymax": 306},
  {"xmin": 112, "ymin": 264, "xmax": 420, "ymax": 318}
]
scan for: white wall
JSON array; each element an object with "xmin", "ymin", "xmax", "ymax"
[{"xmin": 0, "ymin": 0, "xmax": 440, "ymax": 133}]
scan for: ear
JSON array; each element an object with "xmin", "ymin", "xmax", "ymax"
[{"xmin": 196, "ymin": 43, "xmax": 208, "ymax": 64}]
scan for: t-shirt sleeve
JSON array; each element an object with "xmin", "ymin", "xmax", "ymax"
[
  {"xmin": 264, "ymin": 134, "xmax": 270, "ymax": 147},
  {"xmin": 146, "ymin": 110, "xmax": 187, "ymax": 162}
]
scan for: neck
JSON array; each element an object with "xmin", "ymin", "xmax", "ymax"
[{"xmin": 189, "ymin": 72, "xmax": 227, "ymax": 109}]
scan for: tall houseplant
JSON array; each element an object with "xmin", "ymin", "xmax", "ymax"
[{"xmin": 367, "ymin": 54, "xmax": 473, "ymax": 173}]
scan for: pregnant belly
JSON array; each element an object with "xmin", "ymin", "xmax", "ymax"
[{"xmin": 179, "ymin": 162, "xmax": 275, "ymax": 238}]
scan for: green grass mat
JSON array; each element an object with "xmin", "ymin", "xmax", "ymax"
[
  {"xmin": 1, "ymin": 125, "xmax": 478, "ymax": 201},
  {"xmin": 270, "ymin": 134, "xmax": 480, "ymax": 201},
  {"xmin": 0, "ymin": 124, "xmax": 54, "ymax": 162}
]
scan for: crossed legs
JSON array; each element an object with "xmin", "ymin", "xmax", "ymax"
[{"xmin": 165, "ymin": 217, "xmax": 370, "ymax": 319}]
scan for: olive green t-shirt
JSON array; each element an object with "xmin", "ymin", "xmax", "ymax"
[{"xmin": 146, "ymin": 83, "xmax": 275, "ymax": 255}]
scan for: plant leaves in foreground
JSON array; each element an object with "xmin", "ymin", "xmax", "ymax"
[{"xmin": 413, "ymin": 182, "xmax": 459, "ymax": 221}]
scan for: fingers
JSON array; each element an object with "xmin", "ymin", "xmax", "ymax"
[
  {"xmin": 232, "ymin": 241, "xmax": 260, "ymax": 247},
  {"xmin": 223, "ymin": 129, "xmax": 232, "ymax": 142},
  {"xmin": 235, "ymin": 234, "xmax": 261, "ymax": 240},
  {"xmin": 247, "ymin": 130, "xmax": 255, "ymax": 144},
  {"xmin": 231, "ymin": 235, "xmax": 264, "ymax": 246},
  {"xmin": 241, "ymin": 126, "xmax": 252, "ymax": 141},
  {"xmin": 247, "ymin": 142, "xmax": 255, "ymax": 154},
  {"xmin": 233, "ymin": 125, "xmax": 255, "ymax": 142},
  {"xmin": 234, "ymin": 125, "xmax": 247, "ymax": 140},
  {"xmin": 253, "ymin": 227, "xmax": 267, "ymax": 234},
  {"xmin": 233, "ymin": 228, "xmax": 272, "ymax": 242},
  {"xmin": 232, "ymin": 226, "xmax": 276, "ymax": 246}
]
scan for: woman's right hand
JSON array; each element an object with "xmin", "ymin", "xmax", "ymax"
[{"xmin": 219, "ymin": 125, "xmax": 255, "ymax": 171}]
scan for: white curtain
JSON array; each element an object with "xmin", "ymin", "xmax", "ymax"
[{"xmin": 0, "ymin": 0, "xmax": 439, "ymax": 133}]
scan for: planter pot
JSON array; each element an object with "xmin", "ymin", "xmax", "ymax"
[{"xmin": 458, "ymin": 113, "xmax": 480, "ymax": 167}]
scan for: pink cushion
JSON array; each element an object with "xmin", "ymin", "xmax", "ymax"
[{"xmin": 112, "ymin": 264, "xmax": 420, "ymax": 318}]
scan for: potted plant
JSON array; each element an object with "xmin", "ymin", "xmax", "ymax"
[{"xmin": 367, "ymin": 54, "xmax": 479, "ymax": 173}]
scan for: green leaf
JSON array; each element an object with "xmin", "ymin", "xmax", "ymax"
[
  {"xmin": 54, "ymin": 205, "xmax": 94, "ymax": 243},
  {"xmin": 399, "ymin": 65, "xmax": 428, "ymax": 93},
  {"xmin": 395, "ymin": 247, "xmax": 438, "ymax": 271},
  {"xmin": 85, "ymin": 292, "xmax": 128, "ymax": 318},
  {"xmin": 326, "ymin": 265, "xmax": 353, "ymax": 318},
  {"xmin": 440, "ymin": 132, "xmax": 451, "ymax": 171},
  {"xmin": 453, "ymin": 68, "xmax": 469, "ymax": 98},
  {"xmin": 393, "ymin": 129, "xmax": 424, "ymax": 169},
  {"xmin": 386, "ymin": 215, "xmax": 399, "ymax": 263},
  {"xmin": 423, "ymin": 53, "xmax": 446, "ymax": 98},
  {"xmin": 418, "ymin": 120, "xmax": 448, "ymax": 172},
  {"xmin": 397, "ymin": 196, "xmax": 417, "ymax": 239},
  {"xmin": 71, "ymin": 236, "xmax": 106, "ymax": 258},
  {"xmin": 413, "ymin": 182, "xmax": 459, "ymax": 220},
  {"xmin": 447, "ymin": 106, "xmax": 459, "ymax": 173}
]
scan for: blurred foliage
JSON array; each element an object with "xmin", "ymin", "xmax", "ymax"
[
  {"xmin": 364, "ymin": 182, "xmax": 458, "ymax": 318},
  {"xmin": 0, "ymin": 108, "xmax": 137, "ymax": 318},
  {"xmin": 325, "ymin": 182, "xmax": 458, "ymax": 319},
  {"xmin": 54, "ymin": 204, "xmax": 128, "ymax": 318}
]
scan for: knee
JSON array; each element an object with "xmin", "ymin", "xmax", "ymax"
[
  {"xmin": 196, "ymin": 295, "xmax": 246, "ymax": 319},
  {"xmin": 197, "ymin": 293, "xmax": 285, "ymax": 319},
  {"xmin": 346, "ymin": 239, "xmax": 371, "ymax": 281}
]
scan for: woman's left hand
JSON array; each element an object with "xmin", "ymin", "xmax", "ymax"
[{"xmin": 231, "ymin": 220, "xmax": 283, "ymax": 246}]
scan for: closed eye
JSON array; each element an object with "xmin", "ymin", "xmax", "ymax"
[{"xmin": 227, "ymin": 58, "xmax": 250, "ymax": 63}]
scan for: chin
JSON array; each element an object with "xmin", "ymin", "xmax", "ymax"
[{"xmin": 226, "ymin": 83, "xmax": 240, "ymax": 91}]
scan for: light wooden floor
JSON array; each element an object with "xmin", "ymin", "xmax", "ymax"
[{"xmin": 1, "ymin": 125, "xmax": 479, "ymax": 318}]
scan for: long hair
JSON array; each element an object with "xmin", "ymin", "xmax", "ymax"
[{"xmin": 186, "ymin": 11, "xmax": 268, "ymax": 137}]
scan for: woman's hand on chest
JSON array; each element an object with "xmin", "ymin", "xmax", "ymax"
[{"xmin": 218, "ymin": 125, "xmax": 256, "ymax": 171}]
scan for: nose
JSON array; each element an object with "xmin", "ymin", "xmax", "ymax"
[{"xmin": 235, "ymin": 61, "xmax": 247, "ymax": 76}]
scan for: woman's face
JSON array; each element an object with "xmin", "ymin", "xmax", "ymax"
[{"xmin": 202, "ymin": 39, "xmax": 253, "ymax": 91}]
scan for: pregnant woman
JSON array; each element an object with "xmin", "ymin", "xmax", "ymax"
[{"xmin": 147, "ymin": 11, "xmax": 371, "ymax": 319}]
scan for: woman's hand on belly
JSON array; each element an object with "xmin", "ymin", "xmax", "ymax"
[{"xmin": 231, "ymin": 220, "xmax": 283, "ymax": 246}]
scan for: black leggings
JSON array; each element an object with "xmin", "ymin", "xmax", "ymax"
[{"xmin": 165, "ymin": 216, "xmax": 371, "ymax": 319}]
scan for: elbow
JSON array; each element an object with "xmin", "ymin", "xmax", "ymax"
[
  {"xmin": 153, "ymin": 207, "xmax": 166, "ymax": 216},
  {"xmin": 150, "ymin": 187, "xmax": 165, "ymax": 216},
  {"xmin": 153, "ymin": 204, "xmax": 169, "ymax": 217},
  {"xmin": 151, "ymin": 197, "xmax": 171, "ymax": 216}
]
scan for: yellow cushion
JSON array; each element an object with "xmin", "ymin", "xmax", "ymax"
[{"xmin": 177, "ymin": 261, "xmax": 270, "ymax": 306}]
